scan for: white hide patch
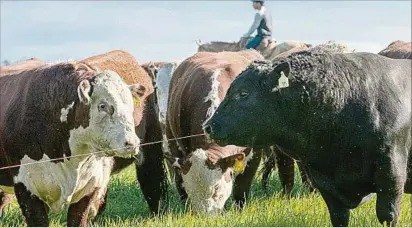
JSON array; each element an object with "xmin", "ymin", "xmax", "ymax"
[
  {"xmin": 204, "ymin": 69, "xmax": 222, "ymax": 119},
  {"xmin": 13, "ymin": 154, "xmax": 114, "ymax": 213},
  {"xmin": 245, "ymin": 149, "xmax": 254, "ymax": 164},
  {"xmin": 60, "ymin": 101, "xmax": 75, "ymax": 123},
  {"xmin": 182, "ymin": 149, "xmax": 233, "ymax": 214},
  {"xmin": 155, "ymin": 61, "xmax": 181, "ymax": 125},
  {"xmin": 88, "ymin": 185, "xmax": 108, "ymax": 219}
]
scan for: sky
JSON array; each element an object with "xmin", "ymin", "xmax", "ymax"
[{"xmin": 1, "ymin": 1, "xmax": 411, "ymax": 65}]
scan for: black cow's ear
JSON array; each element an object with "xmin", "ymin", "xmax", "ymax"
[
  {"xmin": 273, "ymin": 61, "xmax": 290, "ymax": 77},
  {"xmin": 268, "ymin": 61, "xmax": 291, "ymax": 92}
]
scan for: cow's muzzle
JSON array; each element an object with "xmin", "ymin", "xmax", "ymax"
[{"xmin": 203, "ymin": 120, "xmax": 229, "ymax": 146}]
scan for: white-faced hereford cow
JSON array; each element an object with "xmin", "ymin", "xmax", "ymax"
[
  {"xmin": 204, "ymin": 50, "xmax": 411, "ymax": 226},
  {"xmin": 79, "ymin": 50, "xmax": 168, "ymax": 218},
  {"xmin": 378, "ymin": 40, "xmax": 411, "ymax": 59},
  {"xmin": 164, "ymin": 50, "xmax": 269, "ymax": 214},
  {"xmin": 0, "ymin": 51, "xmax": 163, "ymax": 226}
]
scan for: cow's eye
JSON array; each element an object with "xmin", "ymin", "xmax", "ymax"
[
  {"xmin": 239, "ymin": 91, "xmax": 249, "ymax": 98},
  {"xmin": 98, "ymin": 103, "xmax": 106, "ymax": 110},
  {"xmin": 98, "ymin": 101, "xmax": 114, "ymax": 115}
]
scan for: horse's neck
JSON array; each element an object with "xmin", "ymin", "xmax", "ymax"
[{"xmin": 219, "ymin": 42, "xmax": 239, "ymax": 50}]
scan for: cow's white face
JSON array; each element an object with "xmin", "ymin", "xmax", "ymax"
[
  {"xmin": 173, "ymin": 149, "xmax": 246, "ymax": 215},
  {"xmin": 69, "ymin": 70, "xmax": 145, "ymax": 158}
]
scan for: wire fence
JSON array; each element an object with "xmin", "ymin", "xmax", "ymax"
[{"xmin": 0, "ymin": 133, "xmax": 206, "ymax": 171}]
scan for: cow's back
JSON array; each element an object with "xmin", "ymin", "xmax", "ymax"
[
  {"xmin": 378, "ymin": 40, "xmax": 412, "ymax": 59},
  {"xmin": 81, "ymin": 50, "xmax": 154, "ymax": 126},
  {"xmin": 0, "ymin": 58, "xmax": 46, "ymax": 77},
  {"xmin": 342, "ymin": 53, "xmax": 411, "ymax": 121},
  {"xmin": 81, "ymin": 50, "xmax": 153, "ymax": 96}
]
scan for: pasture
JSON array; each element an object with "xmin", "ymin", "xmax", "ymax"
[{"xmin": 1, "ymin": 163, "xmax": 410, "ymax": 227}]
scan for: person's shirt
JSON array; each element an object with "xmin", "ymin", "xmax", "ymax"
[{"xmin": 242, "ymin": 6, "xmax": 273, "ymax": 38}]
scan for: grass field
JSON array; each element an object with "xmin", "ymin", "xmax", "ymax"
[{"xmin": 1, "ymin": 163, "xmax": 411, "ymax": 227}]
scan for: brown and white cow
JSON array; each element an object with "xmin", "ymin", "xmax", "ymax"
[
  {"xmin": 164, "ymin": 50, "xmax": 266, "ymax": 214},
  {"xmin": 0, "ymin": 50, "xmax": 167, "ymax": 226},
  {"xmin": 378, "ymin": 40, "xmax": 412, "ymax": 59},
  {"xmin": 195, "ymin": 39, "xmax": 312, "ymax": 60},
  {"xmin": 0, "ymin": 58, "xmax": 48, "ymax": 218}
]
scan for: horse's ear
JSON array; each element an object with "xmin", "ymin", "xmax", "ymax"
[{"xmin": 195, "ymin": 39, "xmax": 202, "ymax": 46}]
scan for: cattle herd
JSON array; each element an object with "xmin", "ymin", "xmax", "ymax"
[{"xmin": 0, "ymin": 39, "xmax": 411, "ymax": 227}]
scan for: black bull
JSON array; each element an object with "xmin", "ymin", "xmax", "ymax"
[{"xmin": 204, "ymin": 51, "xmax": 411, "ymax": 226}]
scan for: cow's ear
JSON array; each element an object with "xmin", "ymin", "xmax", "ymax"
[
  {"xmin": 217, "ymin": 152, "xmax": 246, "ymax": 174},
  {"xmin": 269, "ymin": 61, "xmax": 291, "ymax": 92},
  {"xmin": 77, "ymin": 79, "xmax": 92, "ymax": 105},
  {"xmin": 129, "ymin": 84, "xmax": 146, "ymax": 98}
]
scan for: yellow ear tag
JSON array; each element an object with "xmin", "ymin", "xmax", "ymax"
[
  {"xmin": 278, "ymin": 71, "xmax": 289, "ymax": 89},
  {"xmin": 233, "ymin": 156, "xmax": 245, "ymax": 174},
  {"xmin": 133, "ymin": 97, "xmax": 141, "ymax": 107}
]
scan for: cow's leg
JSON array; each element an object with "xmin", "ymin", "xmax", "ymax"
[
  {"xmin": 296, "ymin": 162, "xmax": 315, "ymax": 192},
  {"xmin": 174, "ymin": 171, "xmax": 188, "ymax": 202},
  {"xmin": 0, "ymin": 190, "xmax": 12, "ymax": 217},
  {"xmin": 167, "ymin": 139, "xmax": 187, "ymax": 202},
  {"xmin": 374, "ymin": 146, "xmax": 408, "ymax": 227},
  {"xmin": 136, "ymin": 144, "xmax": 168, "ymax": 215},
  {"xmin": 261, "ymin": 146, "xmax": 276, "ymax": 192},
  {"xmin": 233, "ymin": 149, "xmax": 262, "ymax": 210},
  {"xmin": 319, "ymin": 189, "xmax": 350, "ymax": 227},
  {"xmin": 165, "ymin": 121, "xmax": 187, "ymax": 204},
  {"xmin": 134, "ymin": 94, "xmax": 169, "ymax": 215},
  {"xmin": 14, "ymin": 183, "xmax": 49, "ymax": 227},
  {"xmin": 67, "ymin": 188, "xmax": 102, "ymax": 227},
  {"xmin": 274, "ymin": 147, "xmax": 295, "ymax": 195},
  {"xmin": 94, "ymin": 189, "xmax": 108, "ymax": 217}
]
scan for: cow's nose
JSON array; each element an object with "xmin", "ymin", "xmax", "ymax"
[
  {"xmin": 124, "ymin": 141, "xmax": 136, "ymax": 150},
  {"xmin": 204, "ymin": 121, "xmax": 222, "ymax": 136},
  {"xmin": 204, "ymin": 124, "xmax": 213, "ymax": 135}
]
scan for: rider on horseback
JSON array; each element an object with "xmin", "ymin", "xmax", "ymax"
[{"xmin": 240, "ymin": 0, "xmax": 273, "ymax": 50}]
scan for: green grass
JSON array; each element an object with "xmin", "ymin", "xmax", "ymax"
[{"xmin": 1, "ymin": 164, "xmax": 411, "ymax": 227}]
